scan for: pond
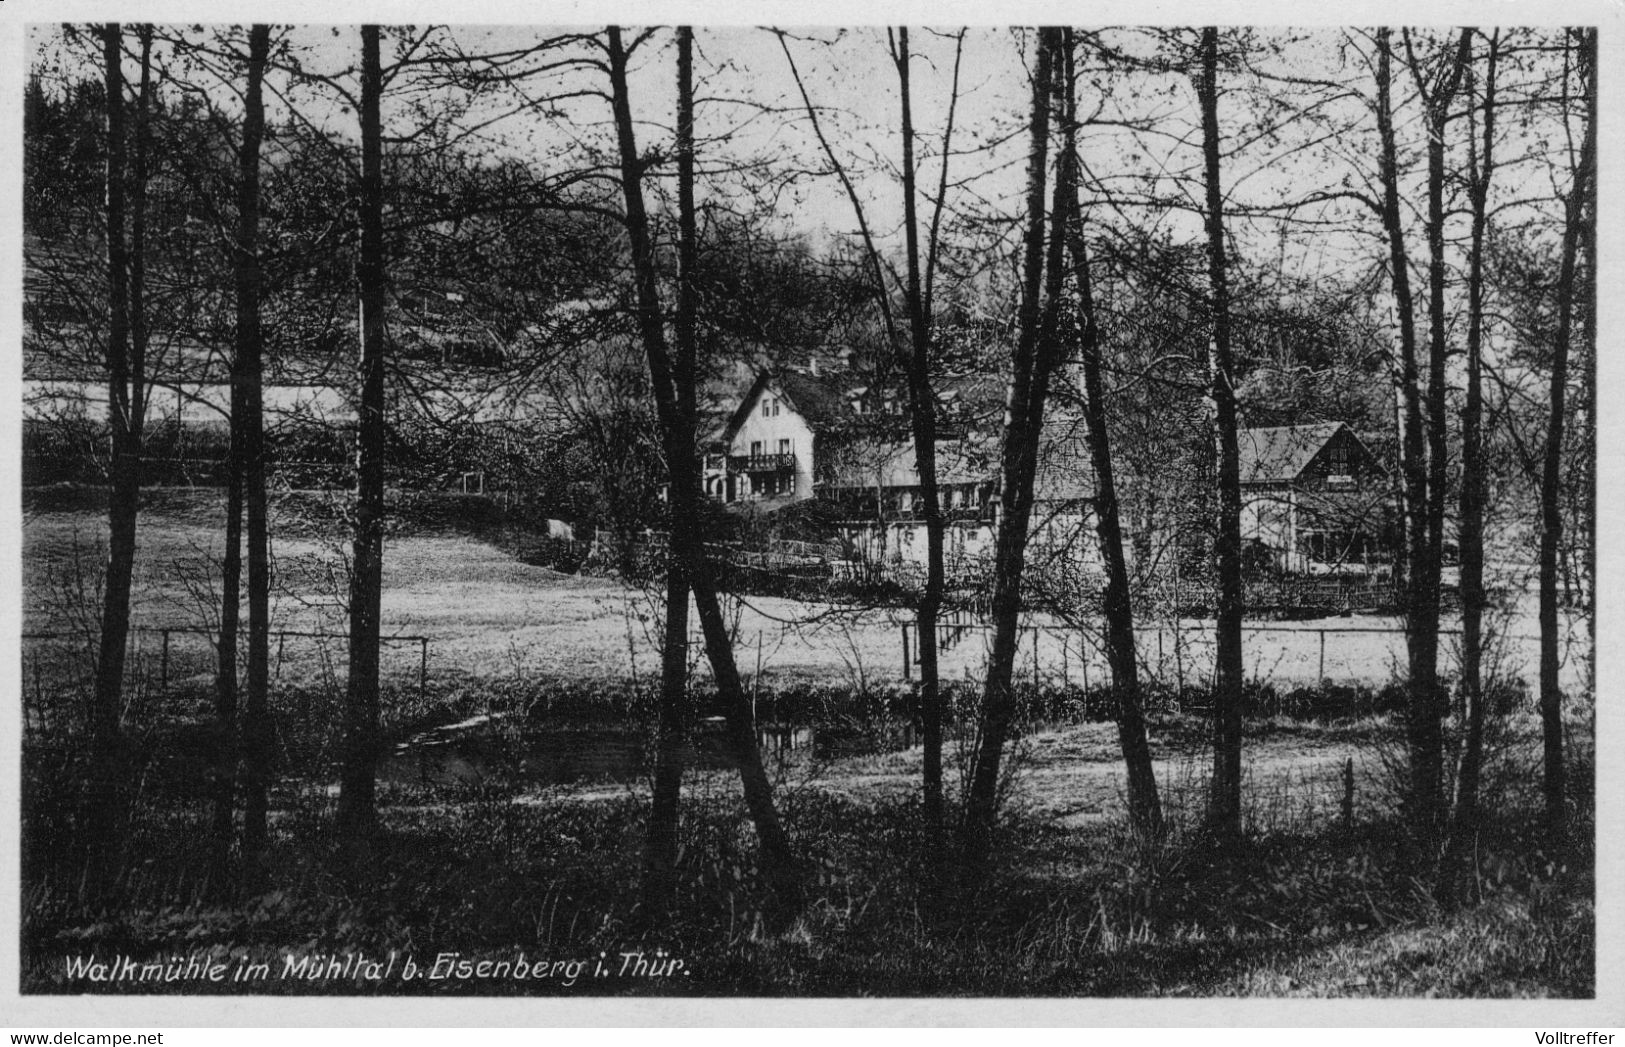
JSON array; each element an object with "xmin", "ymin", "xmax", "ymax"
[{"xmin": 375, "ymin": 713, "xmax": 915, "ymax": 788}]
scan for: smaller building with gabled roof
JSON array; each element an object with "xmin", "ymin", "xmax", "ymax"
[{"xmin": 1238, "ymin": 422, "xmax": 1392, "ymax": 574}]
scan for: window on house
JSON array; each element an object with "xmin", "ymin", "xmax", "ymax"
[
  {"xmin": 773, "ymin": 400, "xmax": 781, "ymax": 417},
  {"xmin": 751, "ymin": 440, "xmax": 763, "ymax": 457},
  {"xmin": 778, "ymin": 439, "xmax": 791, "ymax": 456},
  {"xmin": 762, "ymin": 399, "xmax": 770, "ymax": 417},
  {"xmin": 1325, "ymin": 441, "xmax": 1356, "ymax": 489}
]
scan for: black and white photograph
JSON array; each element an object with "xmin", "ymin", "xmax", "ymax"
[{"xmin": 6, "ymin": 6, "xmax": 1618, "ymax": 1020}]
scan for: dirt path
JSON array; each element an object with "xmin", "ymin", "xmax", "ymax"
[{"xmin": 452, "ymin": 720, "xmax": 1388, "ymax": 839}]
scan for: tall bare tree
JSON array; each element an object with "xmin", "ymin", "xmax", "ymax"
[
  {"xmin": 892, "ymin": 23, "xmax": 955, "ymax": 883},
  {"xmin": 776, "ymin": 25, "xmax": 967, "ymax": 881},
  {"xmin": 642, "ymin": 25, "xmax": 699, "ymax": 921},
  {"xmin": 1194, "ymin": 26, "xmax": 1244, "ymax": 840},
  {"xmin": 210, "ymin": 24, "xmax": 273, "ymax": 892},
  {"xmin": 963, "ymin": 26, "xmax": 1070, "ymax": 868},
  {"xmin": 336, "ymin": 24, "xmax": 388, "ymax": 866},
  {"xmin": 1538, "ymin": 25, "xmax": 1596, "ymax": 841},
  {"xmin": 1374, "ymin": 26, "xmax": 1443, "ymax": 834},
  {"xmin": 1063, "ymin": 36, "xmax": 1161, "ymax": 841},
  {"xmin": 607, "ymin": 26, "xmax": 803, "ymax": 923},
  {"xmin": 234, "ymin": 24, "xmax": 275, "ymax": 881},
  {"xmin": 85, "ymin": 22, "xmax": 153, "ymax": 894},
  {"xmin": 1441, "ymin": 27, "xmax": 1499, "ymax": 903},
  {"xmin": 1408, "ymin": 28, "xmax": 1473, "ymax": 834}
]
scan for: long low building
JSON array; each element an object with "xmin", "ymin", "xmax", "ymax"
[{"xmin": 704, "ymin": 366, "xmax": 1398, "ymax": 583}]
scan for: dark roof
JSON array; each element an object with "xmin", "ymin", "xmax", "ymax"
[
  {"xmin": 1238, "ymin": 422, "xmax": 1345, "ymax": 484},
  {"xmin": 775, "ymin": 370, "xmax": 850, "ymax": 430},
  {"xmin": 1033, "ymin": 421, "xmax": 1097, "ymax": 503},
  {"xmin": 720, "ymin": 369, "xmax": 856, "ymax": 443},
  {"xmin": 721, "ymin": 366, "xmax": 1015, "ymax": 446},
  {"xmin": 818, "ymin": 417, "xmax": 1098, "ymax": 502},
  {"xmin": 823, "ymin": 437, "xmax": 990, "ymax": 489}
]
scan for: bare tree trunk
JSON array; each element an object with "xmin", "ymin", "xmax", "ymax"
[
  {"xmin": 1066, "ymin": 176, "xmax": 1161, "ymax": 840},
  {"xmin": 644, "ymin": 554, "xmax": 690, "ymax": 919},
  {"xmin": 1539, "ymin": 26, "xmax": 1596, "ymax": 843},
  {"xmin": 608, "ymin": 26, "xmax": 803, "ymax": 924},
  {"xmin": 894, "ymin": 26, "xmax": 948, "ymax": 872},
  {"xmin": 215, "ymin": 386, "xmax": 242, "ymax": 892},
  {"xmin": 963, "ymin": 27, "xmax": 1065, "ymax": 867},
  {"xmin": 1442, "ymin": 28, "xmax": 1497, "ymax": 905},
  {"xmin": 780, "ymin": 27, "xmax": 963, "ymax": 885},
  {"xmin": 1196, "ymin": 26, "xmax": 1244, "ymax": 841},
  {"xmin": 642, "ymin": 25, "xmax": 698, "ymax": 921},
  {"xmin": 1414, "ymin": 29, "xmax": 1472, "ymax": 837},
  {"xmin": 237, "ymin": 25, "xmax": 274, "ymax": 883},
  {"xmin": 337, "ymin": 24, "xmax": 387, "ymax": 866},
  {"xmin": 689, "ymin": 578, "xmax": 804, "ymax": 919},
  {"xmin": 86, "ymin": 23, "xmax": 151, "ymax": 897},
  {"xmin": 88, "ymin": 21, "xmax": 132, "ymax": 892},
  {"xmin": 1375, "ymin": 27, "xmax": 1440, "ymax": 835},
  {"xmin": 93, "ymin": 22, "xmax": 133, "ymax": 757}
]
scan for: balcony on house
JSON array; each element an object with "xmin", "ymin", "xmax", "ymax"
[
  {"xmin": 819, "ymin": 489, "xmax": 995, "ymax": 524},
  {"xmin": 729, "ymin": 451, "xmax": 798, "ymax": 473}
]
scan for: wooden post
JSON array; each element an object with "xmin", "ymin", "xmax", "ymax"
[
  {"xmin": 753, "ymin": 629, "xmax": 763, "ymax": 727},
  {"xmin": 160, "ymin": 629, "xmax": 170, "ymax": 692},
  {"xmin": 1173, "ymin": 617, "xmax": 1185, "ymax": 692},
  {"xmin": 420, "ymin": 637, "xmax": 429, "ymax": 700},
  {"xmin": 1341, "ymin": 756, "xmax": 1355, "ymax": 828},
  {"xmin": 902, "ymin": 623, "xmax": 912, "ymax": 680},
  {"xmin": 1318, "ymin": 629, "xmax": 1326, "ymax": 682},
  {"xmin": 1032, "ymin": 628, "xmax": 1041, "ymax": 689}
]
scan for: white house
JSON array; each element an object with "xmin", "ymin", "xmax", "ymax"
[
  {"xmin": 708, "ymin": 370, "xmax": 828, "ymax": 505},
  {"xmin": 708, "ymin": 368, "xmax": 1107, "ymax": 576}
]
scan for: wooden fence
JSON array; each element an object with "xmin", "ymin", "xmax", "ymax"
[{"xmin": 898, "ymin": 618, "xmax": 1578, "ymax": 694}]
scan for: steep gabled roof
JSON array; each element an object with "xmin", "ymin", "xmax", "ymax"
[
  {"xmin": 1238, "ymin": 422, "xmax": 1351, "ymax": 484},
  {"xmin": 721, "ymin": 369, "xmax": 856, "ymax": 443},
  {"xmin": 775, "ymin": 370, "xmax": 851, "ymax": 429}
]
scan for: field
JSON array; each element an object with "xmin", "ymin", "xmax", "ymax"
[
  {"xmin": 17, "ymin": 488, "xmax": 1597, "ymax": 997},
  {"xmin": 21, "ymin": 488, "xmax": 1589, "ymax": 700}
]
